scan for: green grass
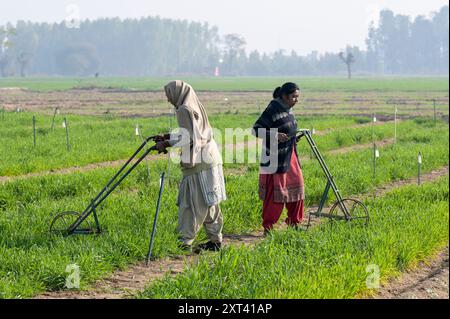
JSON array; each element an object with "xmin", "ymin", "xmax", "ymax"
[
  {"xmin": 137, "ymin": 176, "xmax": 449, "ymax": 299},
  {"xmin": 0, "ymin": 118, "xmax": 447, "ymax": 298},
  {"xmin": 0, "ymin": 113, "xmax": 167, "ymax": 176},
  {"xmin": 0, "ymin": 76, "xmax": 448, "ymax": 92},
  {"xmin": 0, "ymin": 111, "xmax": 377, "ymax": 176}
]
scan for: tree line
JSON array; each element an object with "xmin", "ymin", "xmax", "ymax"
[{"xmin": 0, "ymin": 5, "xmax": 448, "ymax": 77}]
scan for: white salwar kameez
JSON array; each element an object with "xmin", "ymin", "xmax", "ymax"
[{"xmin": 164, "ymin": 81, "xmax": 226, "ymax": 246}]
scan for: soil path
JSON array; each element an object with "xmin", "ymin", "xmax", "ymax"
[{"xmin": 372, "ymin": 247, "xmax": 449, "ymax": 299}]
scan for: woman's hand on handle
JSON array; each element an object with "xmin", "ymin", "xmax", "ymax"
[
  {"xmin": 276, "ymin": 132, "xmax": 289, "ymax": 143},
  {"xmin": 153, "ymin": 134, "xmax": 170, "ymax": 142},
  {"xmin": 153, "ymin": 141, "xmax": 170, "ymax": 154}
]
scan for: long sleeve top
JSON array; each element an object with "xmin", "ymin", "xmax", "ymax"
[
  {"xmin": 169, "ymin": 105, "xmax": 222, "ymax": 176},
  {"xmin": 252, "ymin": 98, "xmax": 299, "ymax": 174}
]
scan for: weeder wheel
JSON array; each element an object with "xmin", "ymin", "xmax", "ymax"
[
  {"xmin": 49, "ymin": 211, "xmax": 93, "ymax": 235},
  {"xmin": 329, "ymin": 198, "xmax": 369, "ymax": 226}
]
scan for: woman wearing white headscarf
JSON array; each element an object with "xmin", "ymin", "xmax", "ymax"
[{"xmin": 154, "ymin": 80, "xmax": 226, "ymax": 252}]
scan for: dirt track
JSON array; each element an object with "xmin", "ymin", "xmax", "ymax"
[{"xmin": 373, "ymin": 247, "xmax": 449, "ymax": 299}]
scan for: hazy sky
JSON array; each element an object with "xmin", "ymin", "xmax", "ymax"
[{"xmin": 1, "ymin": 0, "xmax": 448, "ymax": 54}]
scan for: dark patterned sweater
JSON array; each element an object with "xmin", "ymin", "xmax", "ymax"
[{"xmin": 252, "ymin": 98, "xmax": 299, "ymax": 174}]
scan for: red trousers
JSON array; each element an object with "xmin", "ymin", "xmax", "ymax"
[{"xmin": 262, "ymin": 174, "xmax": 304, "ymax": 230}]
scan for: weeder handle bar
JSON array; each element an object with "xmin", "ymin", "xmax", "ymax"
[
  {"xmin": 281, "ymin": 129, "xmax": 308, "ymax": 143},
  {"xmin": 86, "ymin": 135, "xmax": 160, "ymax": 206},
  {"xmin": 67, "ymin": 135, "xmax": 167, "ymax": 234},
  {"xmin": 89, "ymin": 144, "xmax": 166, "ymax": 207},
  {"xmin": 295, "ymin": 129, "xmax": 335, "ymax": 188},
  {"xmin": 295, "ymin": 129, "xmax": 350, "ymax": 220}
]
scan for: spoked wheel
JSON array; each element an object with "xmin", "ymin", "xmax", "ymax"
[
  {"xmin": 329, "ymin": 198, "xmax": 370, "ymax": 226},
  {"xmin": 49, "ymin": 211, "xmax": 94, "ymax": 236}
]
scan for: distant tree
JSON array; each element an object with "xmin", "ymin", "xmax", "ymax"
[
  {"xmin": 222, "ymin": 33, "xmax": 246, "ymax": 75},
  {"xmin": 246, "ymin": 50, "xmax": 267, "ymax": 75},
  {"xmin": 17, "ymin": 52, "xmax": 31, "ymax": 77},
  {"xmin": 0, "ymin": 25, "xmax": 16, "ymax": 77},
  {"xmin": 55, "ymin": 42, "xmax": 100, "ymax": 76},
  {"xmin": 338, "ymin": 51, "xmax": 355, "ymax": 79},
  {"xmin": 366, "ymin": 6, "xmax": 448, "ymax": 74},
  {"xmin": 13, "ymin": 21, "xmax": 39, "ymax": 77},
  {"xmin": 411, "ymin": 15, "xmax": 439, "ymax": 73},
  {"xmin": 0, "ymin": 6, "xmax": 447, "ymax": 77},
  {"xmin": 271, "ymin": 50, "xmax": 303, "ymax": 75},
  {"xmin": 365, "ymin": 22, "xmax": 380, "ymax": 73},
  {"xmin": 432, "ymin": 6, "xmax": 449, "ymax": 73}
]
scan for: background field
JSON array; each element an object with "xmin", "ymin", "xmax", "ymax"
[
  {"xmin": 1, "ymin": 78, "xmax": 448, "ymax": 121},
  {"xmin": 1, "ymin": 76, "xmax": 449, "ymax": 92}
]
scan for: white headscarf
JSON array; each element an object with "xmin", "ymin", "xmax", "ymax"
[
  {"xmin": 165, "ymin": 80, "xmax": 222, "ymax": 168},
  {"xmin": 164, "ymin": 80, "xmax": 212, "ymax": 144}
]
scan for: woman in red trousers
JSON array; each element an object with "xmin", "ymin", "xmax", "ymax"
[{"xmin": 252, "ymin": 82, "xmax": 304, "ymax": 234}]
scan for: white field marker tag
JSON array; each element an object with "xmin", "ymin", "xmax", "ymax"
[
  {"xmin": 375, "ymin": 149, "xmax": 380, "ymax": 158},
  {"xmin": 62, "ymin": 121, "xmax": 66, "ymax": 128},
  {"xmin": 418, "ymin": 153, "xmax": 422, "ymax": 164},
  {"xmin": 373, "ymin": 116, "xmax": 377, "ymax": 123},
  {"xmin": 312, "ymin": 127, "xmax": 316, "ymax": 135},
  {"xmin": 135, "ymin": 125, "xmax": 140, "ymax": 136}
]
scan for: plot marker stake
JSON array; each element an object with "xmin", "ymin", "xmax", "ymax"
[
  {"xmin": 418, "ymin": 152, "xmax": 422, "ymax": 185},
  {"xmin": 33, "ymin": 115, "xmax": 36, "ymax": 147},
  {"xmin": 64, "ymin": 117, "xmax": 71, "ymax": 151}
]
